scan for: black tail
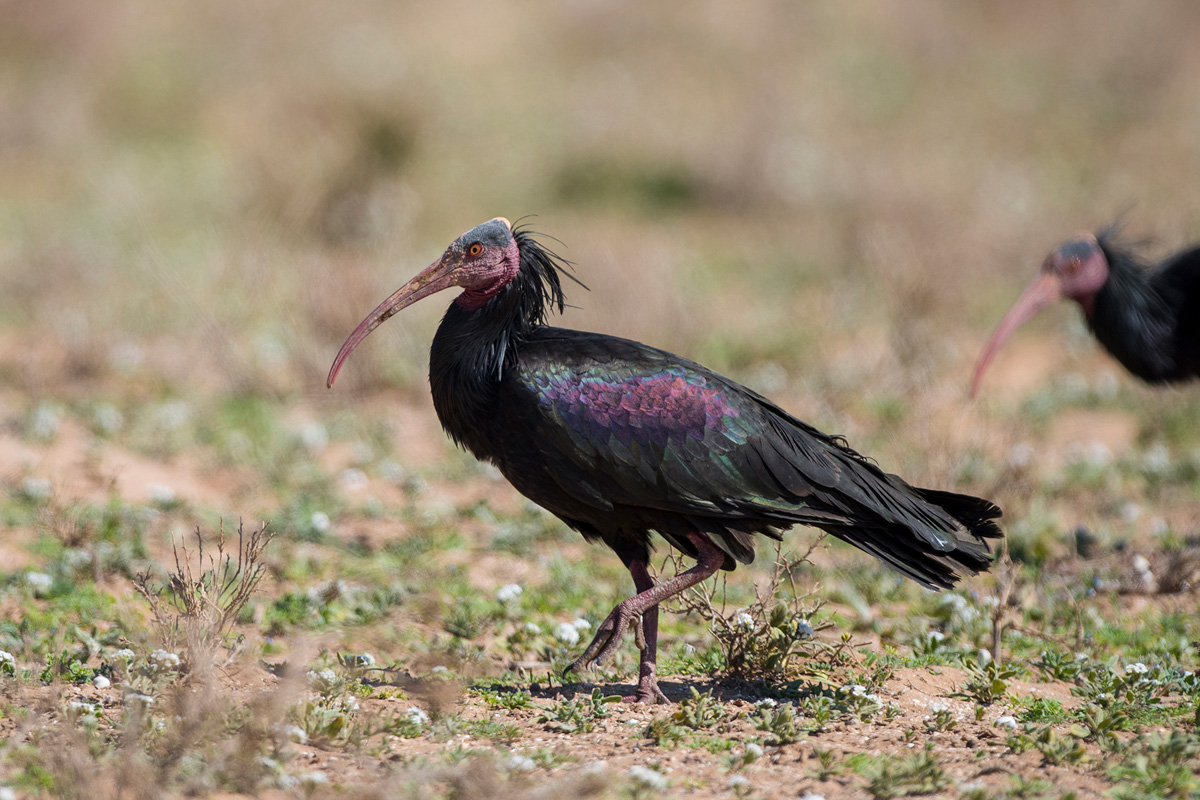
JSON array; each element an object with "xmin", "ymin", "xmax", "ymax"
[
  {"xmin": 919, "ymin": 487, "xmax": 1003, "ymax": 569},
  {"xmin": 823, "ymin": 487, "xmax": 1003, "ymax": 591}
]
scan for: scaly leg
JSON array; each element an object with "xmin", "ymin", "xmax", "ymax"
[{"xmin": 565, "ymin": 533, "xmax": 725, "ymax": 703}]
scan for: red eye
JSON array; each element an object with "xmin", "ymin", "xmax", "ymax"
[
  {"xmin": 1066, "ymin": 258, "xmax": 1081, "ymax": 274},
  {"xmin": 468, "ymin": 243, "xmax": 483, "ymax": 257}
]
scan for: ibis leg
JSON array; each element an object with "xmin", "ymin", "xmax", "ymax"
[{"xmin": 565, "ymin": 533, "xmax": 725, "ymax": 703}]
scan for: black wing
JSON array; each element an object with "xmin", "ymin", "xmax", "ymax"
[{"xmin": 501, "ymin": 329, "xmax": 1000, "ymax": 588}]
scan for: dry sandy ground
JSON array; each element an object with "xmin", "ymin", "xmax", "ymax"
[{"xmin": 4, "ymin": 376, "xmax": 1196, "ymax": 799}]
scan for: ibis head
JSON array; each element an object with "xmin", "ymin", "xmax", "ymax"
[
  {"xmin": 327, "ymin": 217, "xmax": 518, "ymax": 388},
  {"xmin": 971, "ymin": 233, "xmax": 1110, "ymax": 396}
]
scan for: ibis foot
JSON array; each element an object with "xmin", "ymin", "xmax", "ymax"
[
  {"xmin": 623, "ymin": 661, "xmax": 671, "ymax": 704},
  {"xmin": 565, "ymin": 601, "xmax": 643, "ymax": 674},
  {"xmin": 564, "ymin": 533, "xmax": 725, "ymax": 704}
]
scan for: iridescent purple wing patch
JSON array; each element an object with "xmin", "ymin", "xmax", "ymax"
[{"xmin": 528, "ymin": 365, "xmax": 745, "ymax": 454}]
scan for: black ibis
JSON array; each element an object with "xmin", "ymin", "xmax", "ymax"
[
  {"xmin": 972, "ymin": 229, "xmax": 1200, "ymax": 396},
  {"xmin": 328, "ymin": 218, "xmax": 1003, "ymax": 703}
]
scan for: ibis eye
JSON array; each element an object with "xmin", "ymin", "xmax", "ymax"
[{"xmin": 468, "ymin": 243, "xmax": 483, "ymax": 257}]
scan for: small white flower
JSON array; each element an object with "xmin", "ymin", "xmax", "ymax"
[
  {"xmin": 0, "ymin": 651, "xmax": 14, "ymax": 665},
  {"xmin": 628, "ymin": 765, "xmax": 668, "ymax": 791},
  {"xmin": 930, "ymin": 702, "xmax": 948, "ymax": 714},
  {"xmin": 507, "ymin": 754, "xmax": 536, "ymax": 772},
  {"xmin": 26, "ymin": 572, "xmax": 53, "ymax": 591},
  {"xmin": 29, "ymin": 404, "xmax": 61, "ymax": 440},
  {"xmin": 1006, "ymin": 442, "xmax": 1034, "ymax": 469},
  {"xmin": 572, "ymin": 617, "xmax": 591, "ymax": 631},
  {"xmin": 406, "ymin": 706, "xmax": 430, "ymax": 725},
  {"xmin": 124, "ymin": 693, "xmax": 154, "ymax": 707},
  {"xmin": 555, "ymin": 622, "xmax": 581, "ymax": 646},
  {"xmin": 795, "ymin": 618, "xmax": 814, "ymax": 639},
  {"xmin": 278, "ymin": 723, "xmax": 307, "ymax": 744},
  {"xmin": 842, "ymin": 684, "xmax": 867, "ymax": 697},
  {"xmin": 995, "ymin": 716, "xmax": 1018, "ymax": 730},
  {"xmin": 727, "ymin": 774, "xmax": 750, "ymax": 791},
  {"xmin": 496, "ymin": 584, "xmax": 523, "ymax": 603},
  {"xmin": 148, "ymin": 484, "xmax": 176, "ymax": 506},
  {"xmin": 430, "ymin": 665, "xmax": 449, "ymax": 675},
  {"xmin": 379, "ymin": 459, "xmax": 407, "ymax": 482},
  {"xmin": 298, "ymin": 771, "xmax": 328, "ymax": 787},
  {"xmin": 150, "ymin": 650, "xmax": 181, "ymax": 668},
  {"xmin": 926, "ymin": 631, "xmax": 945, "ymax": 643},
  {"xmin": 1125, "ymin": 662, "xmax": 1149, "ymax": 675},
  {"xmin": 93, "ymin": 675, "xmax": 111, "ymax": 690},
  {"xmin": 299, "ymin": 422, "xmax": 329, "ymax": 452},
  {"xmin": 310, "ymin": 511, "xmax": 331, "ymax": 533},
  {"xmin": 113, "ymin": 649, "xmax": 135, "ymax": 661},
  {"xmin": 734, "ymin": 612, "xmax": 755, "ymax": 629},
  {"xmin": 523, "ymin": 622, "xmax": 541, "ymax": 636},
  {"xmin": 155, "ymin": 400, "xmax": 191, "ymax": 430},
  {"xmin": 754, "ymin": 697, "xmax": 778, "ymax": 708},
  {"xmin": 20, "ymin": 477, "xmax": 52, "ymax": 501},
  {"xmin": 1143, "ymin": 445, "xmax": 1171, "ymax": 474},
  {"xmin": 68, "ymin": 700, "xmax": 95, "ymax": 714},
  {"xmin": 340, "ymin": 468, "xmax": 368, "ymax": 492},
  {"xmin": 1076, "ymin": 440, "xmax": 1112, "ymax": 468},
  {"xmin": 744, "ymin": 742, "xmax": 764, "ymax": 761},
  {"xmin": 799, "ymin": 794, "xmax": 827, "ymax": 800}
]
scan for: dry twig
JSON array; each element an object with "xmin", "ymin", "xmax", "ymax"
[{"xmin": 133, "ymin": 520, "xmax": 276, "ymax": 670}]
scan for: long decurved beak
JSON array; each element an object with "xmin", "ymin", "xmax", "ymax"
[
  {"xmin": 327, "ymin": 254, "xmax": 457, "ymax": 388},
  {"xmin": 969, "ymin": 271, "xmax": 1063, "ymax": 398}
]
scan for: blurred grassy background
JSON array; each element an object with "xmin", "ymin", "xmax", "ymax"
[{"xmin": 3, "ymin": 1, "xmax": 1200, "ymax": 533}]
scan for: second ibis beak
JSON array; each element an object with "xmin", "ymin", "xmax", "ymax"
[{"xmin": 970, "ymin": 271, "xmax": 1063, "ymax": 398}]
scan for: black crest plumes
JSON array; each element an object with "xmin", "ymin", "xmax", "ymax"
[{"xmin": 511, "ymin": 224, "xmax": 586, "ymax": 331}]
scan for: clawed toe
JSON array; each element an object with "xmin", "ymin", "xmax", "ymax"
[{"xmin": 563, "ymin": 603, "xmax": 642, "ymax": 675}]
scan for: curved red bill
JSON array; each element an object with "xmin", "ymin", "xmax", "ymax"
[
  {"xmin": 969, "ymin": 271, "xmax": 1063, "ymax": 398},
  {"xmin": 326, "ymin": 257, "xmax": 457, "ymax": 388}
]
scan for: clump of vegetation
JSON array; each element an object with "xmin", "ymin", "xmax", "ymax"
[
  {"xmin": 854, "ymin": 744, "xmax": 950, "ymax": 799},
  {"xmin": 753, "ymin": 700, "xmax": 804, "ymax": 745},
  {"xmin": 666, "ymin": 539, "xmax": 828, "ymax": 679},
  {"xmin": 956, "ymin": 659, "xmax": 1024, "ymax": 705},
  {"xmin": 133, "ymin": 521, "xmax": 276, "ymax": 673},
  {"xmin": 672, "ymin": 687, "xmax": 727, "ymax": 730},
  {"xmin": 537, "ymin": 689, "xmax": 619, "ymax": 734}
]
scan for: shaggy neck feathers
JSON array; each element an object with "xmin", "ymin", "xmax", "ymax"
[{"xmin": 429, "ymin": 228, "xmax": 579, "ymax": 452}]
